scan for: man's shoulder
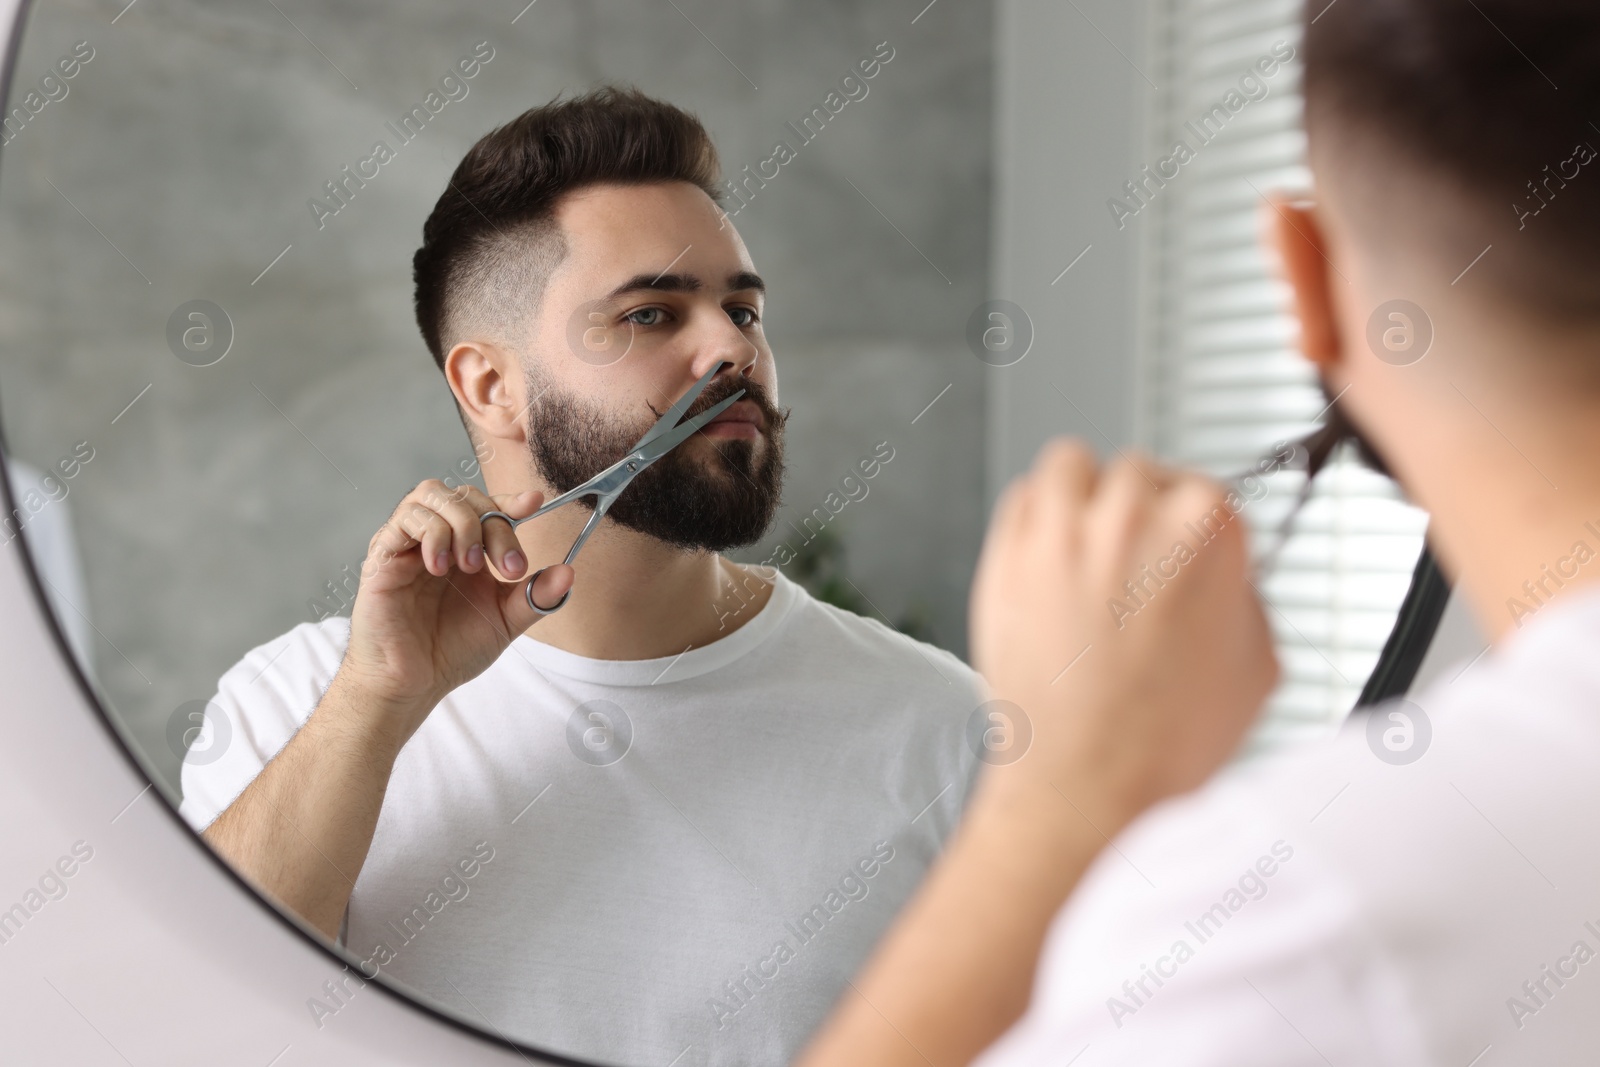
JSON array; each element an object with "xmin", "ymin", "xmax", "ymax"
[
  {"xmin": 178, "ymin": 615, "xmax": 352, "ymax": 830},
  {"xmin": 220, "ymin": 614, "xmax": 351, "ymax": 697},
  {"xmin": 205, "ymin": 614, "xmax": 352, "ymax": 742},
  {"xmin": 1125, "ymin": 596, "xmax": 1600, "ymax": 877},
  {"xmin": 780, "ymin": 575, "xmax": 981, "ymax": 691},
  {"xmin": 1024, "ymin": 619, "xmax": 1600, "ymax": 1059}
]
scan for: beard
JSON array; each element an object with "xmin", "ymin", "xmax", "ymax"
[{"xmin": 523, "ymin": 367, "xmax": 789, "ymax": 553}]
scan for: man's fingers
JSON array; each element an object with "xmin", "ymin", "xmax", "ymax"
[
  {"xmin": 1166, "ymin": 474, "xmax": 1246, "ymax": 566},
  {"xmin": 503, "ymin": 563, "xmax": 575, "ymax": 626},
  {"xmin": 419, "ymin": 481, "xmax": 492, "ymax": 574},
  {"xmin": 1023, "ymin": 438, "xmax": 1100, "ymax": 565},
  {"xmin": 1083, "ymin": 453, "xmax": 1158, "ymax": 578},
  {"xmin": 368, "ymin": 517, "xmax": 417, "ymax": 572},
  {"xmin": 426, "ymin": 482, "xmax": 544, "ymax": 578},
  {"xmin": 488, "ymin": 487, "xmax": 545, "ymax": 520},
  {"xmin": 379, "ymin": 495, "xmax": 455, "ymax": 577},
  {"xmin": 365, "ymin": 480, "xmax": 546, "ymax": 587},
  {"xmin": 412, "ymin": 507, "xmax": 455, "ymax": 577},
  {"xmin": 481, "ymin": 488, "xmax": 541, "ymax": 579},
  {"xmin": 987, "ymin": 477, "xmax": 1031, "ymax": 548},
  {"xmin": 1120, "ymin": 448, "xmax": 1178, "ymax": 492},
  {"xmin": 1030, "ymin": 438, "xmax": 1098, "ymax": 508},
  {"xmin": 369, "ymin": 483, "xmax": 456, "ymax": 575}
]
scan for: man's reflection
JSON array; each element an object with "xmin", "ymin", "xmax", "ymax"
[{"xmin": 177, "ymin": 86, "xmax": 983, "ymax": 1066}]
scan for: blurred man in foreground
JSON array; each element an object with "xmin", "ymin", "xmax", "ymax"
[{"xmin": 803, "ymin": 1, "xmax": 1600, "ymax": 1063}]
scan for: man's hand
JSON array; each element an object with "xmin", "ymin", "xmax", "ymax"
[
  {"xmin": 970, "ymin": 439, "xmax": 1279, "ymax": 823},
  {"xmin": 797, "ymin": 439, "xmax": 1278, "ymax": 1067},
  {"xmin": 200, "ymin": 479, "xmax": 571, "ymax": 938},
  {"xmin": 335, "ymin": 480, "xmax": 574, "ymax": 753}
]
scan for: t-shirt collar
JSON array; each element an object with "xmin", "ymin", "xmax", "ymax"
[{"xmin": 507, "ymin": 568, "xmax": 800, "ymax": 686}]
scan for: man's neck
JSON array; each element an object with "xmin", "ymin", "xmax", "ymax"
[
  {"xmin": 505, "ymin": 505, "xmax": 774, "ymax": 660},
  {"xmin": 1400, "ymin": 384, "xmax": 1600, "ymax": 645}
]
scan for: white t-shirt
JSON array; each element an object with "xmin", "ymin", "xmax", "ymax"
[
  {"xmin": 180, "ymin": 569, "xmax": 983, "ymax": 1066},
  {"xmin": 976, "ymin": 584, "xmax": 1600, "ymax": 1066}
]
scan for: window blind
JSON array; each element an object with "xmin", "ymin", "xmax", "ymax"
[{"xmin": 1135, "ymin": 0, "xmax": 1429, "ymax": 755}]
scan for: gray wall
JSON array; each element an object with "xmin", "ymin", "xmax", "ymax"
[
  {"xmin": 0, "ymin": 0, "xmax": 992, "ymax": 794},
  {"xmin": 987, "ymin": 0, "xmax": 1149, "ymax": 502}
]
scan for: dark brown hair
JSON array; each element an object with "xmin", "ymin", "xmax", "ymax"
[
  {"xmin": 412, "ymin": 85, "xmax": 724, "ymax": 370},
  {"xmin": 1304, "ymin": 0, "xmax": 1600, "ymax": 319}
]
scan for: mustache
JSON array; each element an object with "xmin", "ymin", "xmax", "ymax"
[{"xmin": 656, "ymin": 374, "xmax": 790, "ymax": 431}]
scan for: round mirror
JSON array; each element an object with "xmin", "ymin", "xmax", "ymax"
[{"xmin": 0, "ymin": 2, "xmax": 994, "ymax": 1062}]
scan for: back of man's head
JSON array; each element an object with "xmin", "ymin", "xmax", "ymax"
[
  {"xmin": 1304, "ymin": 0, "xmax": 1600, "ymax": 326},
  {"xmin": 412, "ymin": 85, "xmax": 724, "ymax": 372}
]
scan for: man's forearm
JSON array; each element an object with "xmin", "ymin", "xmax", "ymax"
[
  {"xmin": 201, "ymin": 671, "xmax": 413, "ymax": 939},
  {"xmin": 798, "ymin": 777, "xmax": 1127, "ymax": 1067}
]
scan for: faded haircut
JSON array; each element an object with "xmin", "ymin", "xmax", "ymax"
[
  {"xmin": 411, "ymin": 85, "xmax": 725, "ymax": 371},
  {"xmin": 1304, "ymin": 0, "xmax": 1600, "ymax": 321}
]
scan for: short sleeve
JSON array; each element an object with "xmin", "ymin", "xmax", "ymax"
[{"xmin": 176, "ymin": 617, "xmax": 351, "ymax": 831}]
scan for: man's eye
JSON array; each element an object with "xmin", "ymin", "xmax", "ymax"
[
  {"xmin": 625, "ymin": 307, "xmax": 666, "ymax": 327},
  {"xmin": 728, "ymin": 307, "xmax": 759, "ymax": 327}
]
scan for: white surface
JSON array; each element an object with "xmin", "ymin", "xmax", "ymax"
[
  {"xmin": 4, "ymin": 456, "xmax": 92, "ymax": 673},
  {"xmin": 179, "ymin": 570, "xmax": 981, "ymax": 1066},
  {"xmin": 973, "ymin": 586, "xmax": 1600, "ymax": 1065}
]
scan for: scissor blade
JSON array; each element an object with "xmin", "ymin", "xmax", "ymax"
[
  {"xmin": 635, "ymin": 389, "xmax": 746, "ymax": 462},
  {"xmin": 524, "ymin": 474, "xmax": 609, "ymax": 519},
  {"xmin": 633, "ymin": 361, "xmax": 730, "ymax": 451}
]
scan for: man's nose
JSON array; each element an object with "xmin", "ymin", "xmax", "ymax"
[{"xmin": 687, "ymin": 307, "xmax": 759, "ymax": 383}]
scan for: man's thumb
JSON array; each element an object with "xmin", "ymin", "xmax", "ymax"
[{"xmin": 504, "ymin": 564, "xmax": 576, "ymax": 629}]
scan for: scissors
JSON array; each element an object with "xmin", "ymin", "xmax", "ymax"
[
  {"xmin": 481, "ymin": 361, "xmax": 746, "ymax": 615},
  {"xmin": 1227, "ymin": 419, "xmax": 1349, "ymax": 579}
]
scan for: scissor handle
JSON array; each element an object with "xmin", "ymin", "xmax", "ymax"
[
  {"xmin": 524, "ymin": 568, "xmax": 572, "ymax": 616},
  {"xmin": 479, "ymin": 509, "xmax": 525, "ymax": 530},
  {"xmin": 480, "ymin": 509, "xmax": 574, "ymax": 616},
  {"xmin": 481, "ymin": 503, "xmax": 609, "ymax": 615}
]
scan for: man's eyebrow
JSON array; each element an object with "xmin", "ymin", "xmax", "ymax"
[
  {"xmin": 603, "ymin": 270, "xmax": 766, "ymax": 302},
  {"xmin": 605, "ymin": 271, "xmax": 698, "ymax": 301},
  {"xmin": 728, "ymin": 270, "xmax": 766, "ymax": 294}
]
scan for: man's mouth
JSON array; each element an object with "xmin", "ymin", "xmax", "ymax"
[{"xmin": 699, "ymin": 398, "xmax": 765, "ymax": 440}]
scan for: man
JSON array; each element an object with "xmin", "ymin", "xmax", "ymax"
[
  {"xmin": 178, "ymin": 87, "xmax": 981, "ymax": 1066},
  {"xmin": 801, "ymin": 1, "xmax": 1600, "ymax": 1064}
]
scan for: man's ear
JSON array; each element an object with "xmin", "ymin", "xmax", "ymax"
[
  {"xmin": 445, "ymin": 338, "xmax": 527, "ymax": 444},
  {"xmin": 1267, "ymin": 195, "xmax": 1343, "ymax": 374}
]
